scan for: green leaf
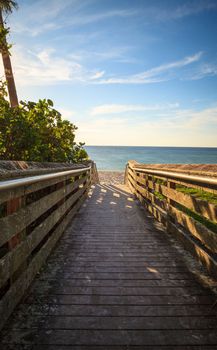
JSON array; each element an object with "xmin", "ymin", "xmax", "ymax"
[{"xmin": 47, "ymin": 99, "xmax": 54, "ymax": 107}]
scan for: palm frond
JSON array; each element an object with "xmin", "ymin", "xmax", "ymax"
[{"xmin": 0, "ymin": 0, "xmax": 18, "ymax": 14}]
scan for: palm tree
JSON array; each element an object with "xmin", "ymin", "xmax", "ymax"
[{"xmin": 0, "ymin": 0, "xmax": 18, "ymax": 107}]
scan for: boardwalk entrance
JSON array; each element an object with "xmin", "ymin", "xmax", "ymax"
[{"xmin": 0, "ymin": 182, "xmax": 217, "ymax": 348}]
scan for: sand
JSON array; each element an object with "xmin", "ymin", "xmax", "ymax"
[{"xmin": 98, "ymin": 171, "xmax": 125, "ymax": 184}]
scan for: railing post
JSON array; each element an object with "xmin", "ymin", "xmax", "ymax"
[
  {"xmin": 91, "ymin": 162, "xmax": 99, "ymax": 184},
  {"xmin": 7, "ymin": 197, "xmax": 22, "ymax": 249},
  {"xmin": 124, "ymin": 164, "xmax": 129, "ymax": 185},
  {"xmin": 7, "ymin": 195, "xmax": 27, "ymax": 283}
]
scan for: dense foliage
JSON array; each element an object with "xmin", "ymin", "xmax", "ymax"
[
  {"xmin": 0, "ymin": 83, "xmax": 88, "ymax": 162},
  {"xmin": 0, "ymin": 25, "xmax": 12, "ymax": 53}
]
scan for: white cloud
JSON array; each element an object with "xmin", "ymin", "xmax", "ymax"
[
  {"xmin": 75, "ymin": 105, "xmax": 217, "ymax": 146},
  {"xmin": 0, "ymin": 45, "xmax": 209, "ymax": 89},
  {"xmin": 11, "ymin": 1, "xmax": 137, "ymax": 37},
  {"xmin": 68, "ymin": 46, "xmax": 133, "ymax": 64},
  {"xmin": 27, "ymin": 0, "xmax": 75, "ymax": 20},
  {"xmin": 89, "ymin": 71, "xmax": 105, "ymax": 80},
  {"xmin": 96, "ymin": 52, "xmax": 203, "ymax": 84},
  {"xmin": 186, "ymin": 63, "xmax": 217, "ymax": 80},
  {"xmin": 10, "ymin": 0, "xmax": 77, "ymax": 36},
  {"xmin": 58, "ymin": 108, "xmax": 77, "ymax": 120},
  {"xmin": 66, "ymin": 9, "xmax": 137, "ymax": 27},
  {"xmin": 6, "ymin": 46, "xmax": 104, "ymax": 86},
  {"xmin": 90, "ymin": 103, "xmax": 179, "ymax": 116},
  {"xmin": 12, "ymin": 21, "xmax": 60, "ymax": 37},
  {"xmin": 174, "ymin": 106, "xmax": 217, "ymax": 128}
]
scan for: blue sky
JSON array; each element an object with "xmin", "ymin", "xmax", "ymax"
[{"xmin": 1, "ymin": 0, "xmax": 217, "ymax": 146}]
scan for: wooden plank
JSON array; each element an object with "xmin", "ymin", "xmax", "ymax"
[
  {"xmin": 166, "ymin": 177, "xmax": 217, "ymax": 195},
  {"xmin": 25, "ymin": 285, "xmax": 209, "ymax": 297},
  {"xmin": 129, "ymin": 173, "xmax": 167, "ymax": 215},
  {"xmin": 135, "ymin": 174, "xmax": 147, "ymax": 186},
  {"xmin": 4, "ymin": 315, "xmax": 217, "ymax": 330},
  {"xmin": 0, "ymin": 177, "xmax": 86, "ymax": 247},
  {"xmin": 0, "ymin": 176, "xmax": 63, "ymax": 206},
  {"xmin": 0, "ymin": 169, "xmax": 89, "ymax": 205},
  {"xmin": 169, "ymin": 205, "xmax": 217, "ymax": 253},
  {"xmin": 168, "ymin": 221, "xmax": 217, "ymax": 278},
  {"xmin": 24, "ymin": 293, "xmax": 214, "ymax": 306},
  {"xmin": 155, "ymin": 183, "xmax": 217, "ymax": 223},
  {"xmin": 2, "ymin": 329, "xmax": 217, "ymax": 346},
  {"xmin": 4, "ymin": 303, "xmax": 216, "ymax": 317},
  {"xmin": 127, "ymin": 163, "xmax": 217, "ymax": 194},
  {"xmin": 126, "ymin": 169, "xmax": 217, "ymax": 277},
  {"xmin": 0, "ymin": 186, "xmax": 86, "ymax": 289},
  {"xmin": 0, "ymin": 194, "xmax": 86, "ymax": 331},
  {"xmin": 127, "ymin": 167, "xmax": 136, "ymax": 183},
  {"xmin": 40, "ymin": 270, "xmax": 193, "ymax": 279},
  {"xmin": 134, "ymin": 188, "xmax": 167, "ymax": 225},
  {"xmin": 34, "ymin": 278, "xmax": 196, "ymax": 287},
  {"xmin": 1, "ymin": 179, "xmax": 216, "ymax": 347}
]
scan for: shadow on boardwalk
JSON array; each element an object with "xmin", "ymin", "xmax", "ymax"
[{"xmin": 0, "ymin": 183, "xmax": 217, "ymax": 349}]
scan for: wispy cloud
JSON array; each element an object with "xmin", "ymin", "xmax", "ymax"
[
  {"xmin": 11, "ymin": 0, "xmax": 217, "ymax": 38},
  {"xmin": 66, "ymin": 9, "xmax": 137, "ymax": 27},
  {"xmin": 11, "ymin": 0, "xmax": 77, "ymax": 36},
  {"xmin": 90, "ymin": 103, "xmax": 179, "ymax": 116},
  {"xmin": 186, "ymin": 63, "xmax": 217, "ymax": 80},
  {"xmin": 96, "ymin": 52, "xmax": 203, "ymax": 84},
  {"xmin": 89, "ymin": 103, "xmax": 217, "ymax": 129},
  {"xmin": 12, "ymin": 0, "xmax": 86, "ymax": 37},
  {"xmin": 76, "ymin": 105, "xmax": 217, "ymax": 146},
  {"xmin": 9, "ymin": 46, "xmax": 104, "ymax": 86},
  {"xmin": 11, "ymin": 1, "xmax": 137, "ymax": 37},
  {"xmin": 68, "ymin": 46, "xmax": 132, "ymax": 64},
  {"xmin": 174, "ymin": 106, "xmax": 217, "ymax": 128},
  {"xmin": 150, "ymin": 1, "xmax": 217, "ymax": 21},
  {"xmin": 12, "ymin": 22, "xmax": 59, "ymax": 37},
  {"xmin": 6, "ymin": 48, "xmax": 206, "ymax": 87},
  {"xmin": 26, "ymin": 0, "xmax": 75, "ymax": 20}
]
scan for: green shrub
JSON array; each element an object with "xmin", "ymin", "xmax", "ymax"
[{"xmin": 0, "ymin": 82, "xmax": 88, "ymax": 163}]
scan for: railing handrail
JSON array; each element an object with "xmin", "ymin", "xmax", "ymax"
[
  {"xmin": 131, "ymin": 165, "xmax": 217, "ymax": 186},
  {"xmin": 0, "ymin": 166, "xmax": 91, "ymax": 192}
]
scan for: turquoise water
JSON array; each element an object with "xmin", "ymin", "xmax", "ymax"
[{"xmin": 85, "ymin": 146, "xmax": 217, "ymax": 171}]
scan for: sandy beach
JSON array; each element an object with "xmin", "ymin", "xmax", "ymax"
[{"xmin": 98, "ymin": 171, "xmax": 125, "ymax": 184}]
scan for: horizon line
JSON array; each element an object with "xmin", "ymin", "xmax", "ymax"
[{"xmin": 85, "ymin": 145, "xmax": 217, "ymax": 148}]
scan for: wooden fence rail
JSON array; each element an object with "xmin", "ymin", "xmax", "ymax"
[
  {"xmin": 125, "ymin": 160, "xmax": 217, "ymax": 278},
  {"xmin": 0, "ymin": 163, "xmax": 95, "ymax": 330}
]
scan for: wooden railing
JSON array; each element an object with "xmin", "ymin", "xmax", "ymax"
[
  {"xmin": 0, "ymin": 163, "xmax": 95, "ymax": 330},
  {"xmin": 125, "ymin": 160, "xmax": 217, "ymax": 278}
]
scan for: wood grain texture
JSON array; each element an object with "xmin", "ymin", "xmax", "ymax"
[
  {"xmin": 127, "ymin": 164, "xmax": 217, "ymax": 277},
  {"xmin": 0, "ymin": 182, "xmax": 216, "ymax": 348}
]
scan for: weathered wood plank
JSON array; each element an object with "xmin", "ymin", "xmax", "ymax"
[
  {"xmin": 0, "ymin": 177, "xmax": 86, "ymax": 247},
  {"xmin": 0, "ymin": 179, "xmax": 216, "ymax": 348},
  {"xmin": 1, "ymin": 329, "xmax": 217, "ymax": 346},
  {"xmin": 169, "ymin": 205, "xmax": 217, "ymax": 252},
  {"xmin": 13, "ymin": 303, "xmax": 217, "ymax": 317},
  {"xmin": 168, "ymin": 221, "xmax": 217, "ymax": 278},
  {"xmin": 0, "ymin": 194, "xmax": 86, "ymax": 330},
  {"xmin": 0, "ymin": 169, "xmax": 88, "ymax": 205},
  {"xmin": 157, "ymin": 183, "xmax": 217, "ymax": 223},
  {"xmin": 0, "ymin": 186, "xmax": 86, "ymax": 289},
  {"xmin": 127, "ymin": 163, "xmax": 217, "ymax": 278},
  {"xmin": 4, "ymin": 315, "xmax": 217, "ymax": 330}
]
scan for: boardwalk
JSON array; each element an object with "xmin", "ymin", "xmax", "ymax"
[{"xmin": 0, "ymin": 182, "xmax": 217, "ymax": 349}]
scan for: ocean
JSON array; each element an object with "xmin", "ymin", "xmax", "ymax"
[{"xmin": 85, "ymin": 146, "xmax": 217, "ymax": 171}]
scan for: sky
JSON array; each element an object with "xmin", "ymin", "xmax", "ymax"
[{"xmin": 1, "ymin": 0, "xmax": 217, "ymax": 146}]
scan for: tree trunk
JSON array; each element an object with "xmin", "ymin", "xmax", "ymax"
[{"xmin": 0, "ymin": 9, "xmax": 18, "ymax": 107}]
